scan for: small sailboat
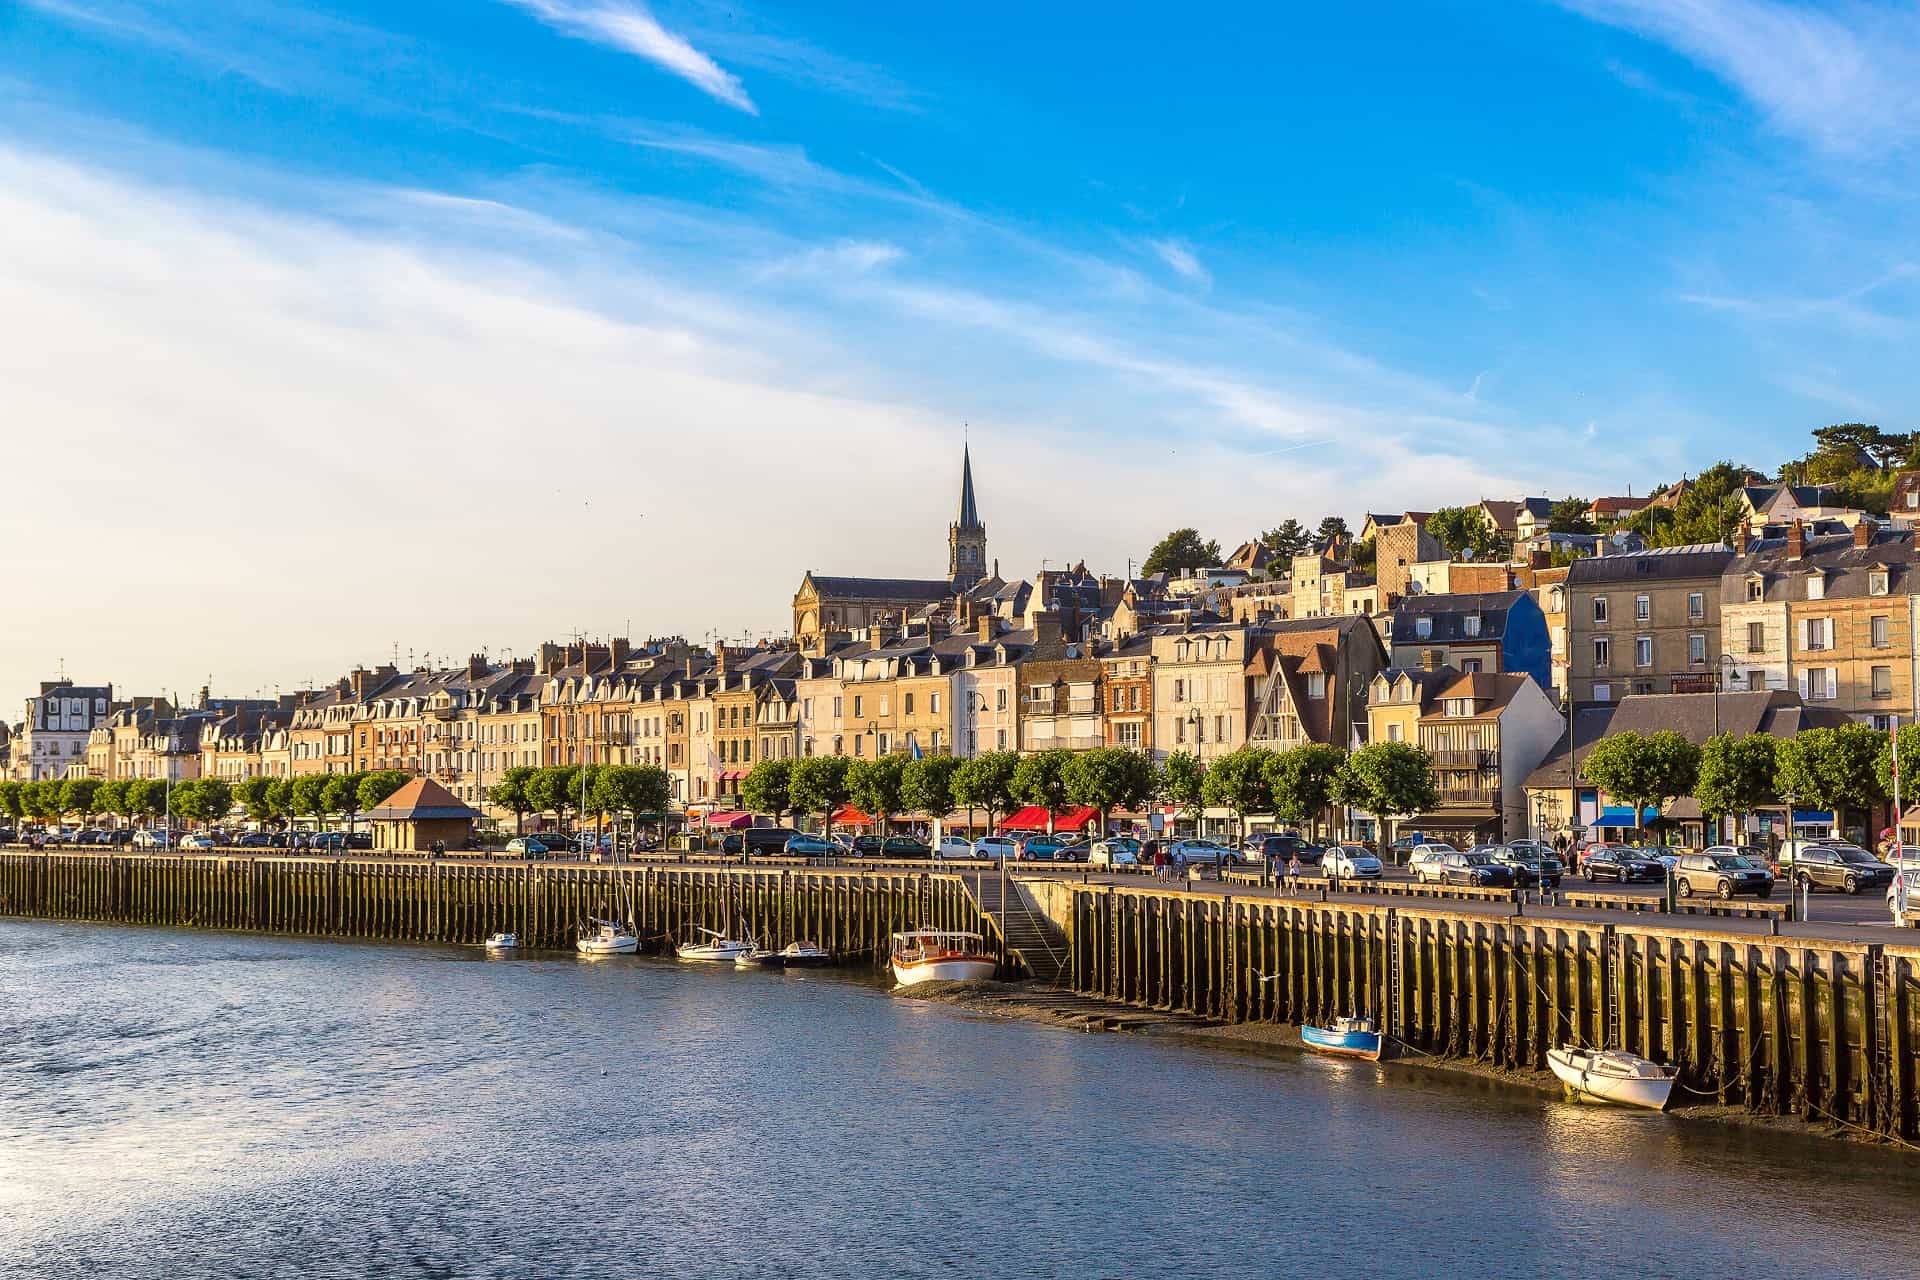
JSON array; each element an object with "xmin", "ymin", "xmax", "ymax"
[
  {"xmin": 889, "ymin": 930, "xmax": 997, "ymax": 986},
  {"xmin": 1546, "ymin": 1046, "xmax": 1676, "ymax": 1111},
  {"xmin": 575, "ymin": 917, "xmax": 639, "ymax": 956},
  {"xmin": 1301, "ymin": 1015, "xmax": 1384, "ymax": 1061},
  {"xmin": 676, "ymin": 925, "xmax": 755, "ymax": 963},
  {"xmin": 483, "ymin": 931, "xmax": 518, "ymax": 952}
]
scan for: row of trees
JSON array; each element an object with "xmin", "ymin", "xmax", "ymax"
[
  {"xmin": 1584, "ymin": 723, "xmax": 1920, "ymax": 834},
  {"xmin": 487, "ymin": 764, "xmax": 673, "ymax": 833},
  {"xmin": 0, "ymin": 771, "xmax": 417, "ymax": 830},
  {"xmin": 733, "ymin": 741, "xmax": 1442, "ymax": 844}
]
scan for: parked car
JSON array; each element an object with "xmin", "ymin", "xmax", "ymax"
[
  {"xmin": 347, "ymin": 832, "xmax": 373, "ymax": 851},
  {"xmin": 1087, "ymin": 837, "xmax": 1142, "ymax": 868},
  {"xmin": 1242, "ymin": 833, "xmax": 1325, "ymax": 868},
  {"xmin": 721, "ymin": 827, "xmax": 801, "ymax": 858},
  {"xmin": 1581, "ymin": 846, "xmax": 1666, "ymax": 883},
  {"xmin": 1887, "ymin": 868, "xmax": 1920, "ymax": 921},
  {"xmin": 1785, "ymin": 842, "xmax": 1894, "ymax": 895},
  {"xmin": 1575, "ymin": 841, "xmax": 1634, "ymax": 874},
  {"xmin": 1487, "ymin": 845, "xmax": 1564, "ymax": 888},
  {"xmin": 1321, "ymin": 844, "xmax": 1383, "ymax": 878},
  {"xmin": 179, "ymin": 832, "xmax": 217, "ymax": 851},
  {"xmin": 1015, "ymin": 834, "xmax": 1070, "ymax": 861},
  {"xmin": 1644, "ymin": 845, "xmax": 1684, "ymax": 870},
  {"xmin": 935, "ymin": 835, "xmax": 977, "ymax": 859},
  {"xmin": 309, "ymin": 831, "xmax": 349, "ymax": 851},
  {"xmin": 881, "ymin": 836, "xmax": 932, "ymax": 858},
  {"xmin": 0, "ymin": 828, "xmax": 16, "ymax": 844},
  {"xmin": 235, "ymin": 832, "xmax": 273, "ymax": 848},
  {"xmin": 505, "ymin": 836, "xmax": 553, "ymax": 858},
  {"xmin": 1408, "ymin": 843, "xmax": 1461, "ymax": 883},
  {"xmin": 132, "ymin": 829, "xmax": 170, "ymax": 850},
  {"xmin": 101, "ymin": 828, "xmax": 134, "ymax": 847},
  {"xmin": 784, "ymin": 833, "xmax": 839, "ymax": 856},
  {"xmin": 1675, "ymin": 850, "xmax": 1775, "ymax": 900},
  {"xmin": 1165, "ymin": 838, "xmax": 1230, "ymax": 866},
  {"xmin": 846, "ymin": 835, "xmax": 886, "ymax": 857},
  {"xmin": 972, "ymin": 835, "xmax": 1019, "ymax": 859},
  {"xmin": 1437, "ymin": 851, "xmax": 1515, "ymax": 888}
]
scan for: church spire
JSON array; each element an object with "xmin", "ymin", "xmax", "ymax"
[
  {"xmin": 957, "ymin": 442, "xmax": 981, "ymax": 530},
  {"xmin": 949, "ymin": 441, "xmax": 988, "ymax": 587}
]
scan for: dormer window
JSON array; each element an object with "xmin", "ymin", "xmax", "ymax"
[
  {"xmin": 1870, "ymin": 570, "xmax": 1890, "ymax": 597},
  {"xmin": 1747, "ymin": 576, "xmax": 1764, "ymax": 602},
  {"xmin": 1414, "ymin": 617, "xmax": 1433, "ymax": 639},
  {"xmin": 1463, "ymin": 615, "xmax": 1481, "ymax": 637},
  {"xmin": 1806, "ymin": 573, "xmax": 1825, "ymax": 601}
]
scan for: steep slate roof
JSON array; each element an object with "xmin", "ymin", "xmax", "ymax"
[
  {"xmin": 1523, "ymin": 692, "xmax": 1851, "ymax": 789},
  {"xmin": 1724, "ymin": 527, "xmax": 1920, "ymax": 603},
  {"xmin": 1565, "ymin": 543, "xmax": 1732, "ymax": 585},
  {"xmin": 805, "ymin": 574, "xmax": 954, "ymax": 601},
  {"xmin": 956, "ymin": 443, "xmax": 981, "ymax": 529},
  {"xmin": 1388, "ymin": 589, "xmax": 1527, "ymax": 644}
]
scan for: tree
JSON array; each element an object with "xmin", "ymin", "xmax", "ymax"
[
  {"xmin": 1333, "ymin": 742, "xmax": 1439, "ymax": 853},
  {"xmin": 1350, "ymin": 536, "xmax": 1376, "ymax": 572},
  {"xmin": 171, "ymin": 778, "xmax": 233, "ymax": 826},
  {"xmin": 846, "ymin": 754, "xmax": 907, "ymax": 836},
  {"xmin": 265, "ymin": 777, "xmax": 295, "ymax": 826},
  {"xmin": 1011, "ymin": 749, "xmax": 1074, "ymax": 833},
  {"xmin": 526, "ymin": 765, "xmax": 582, "ymax": 829},
  {"xmin": 291, "ymin": 773, "xmax": 331, "ymax": 829},
  {"xmin": 1548, "ymin": 496, "xmax": 1594, "ymax": 534},
  {"xmin": 1142, "ymin": 527, "xmax": 1222, "ymax": 576},
  {"xmin": 741, "ymin": 758, "xmax": 795, "ymax": 823},
  {"xmin": 1776, "ymin": 724, "xmax": 1885, "ymax": 822},
  {"xmin": 128, "ymin": 778, "xmax": 167, "ymax": 824},
  {"xmin": 1201, "ymin": 746, "xmax": 1277, "ymax": 843},
  {"xmin": 323, "ymin": 771, "xmax": 369, "ymax": 832},
  {"xmin": 951, "ymin": 751, "xmax": 1019, "ymax": 831},
  {"xmin": 356, "ymin": 770, "xmax": 411, "ymax": 814},
  {"xmin": 1261, "ymin": 519, "xmax": 1312, "ymax": 558},
  {"xmin": 20, "ymin": 780, "xmax": 58, "ymax": 823},
  {"xmin": 1625, "ymin": 461, "xmax": 1755, "ymax": 548},
  {"xmin": 1315, "ymin": 515, "xmax": 1351, "ymax": 548},
  {"xmin": 1063, "ymin": 748, "xmax": 1156, "ymax": 838},
  {"xmin": 93, "ymin": 779, "xmax": 128, "ymax": 827},
  {"xmin": 1694, "ymin": 733, "xmax": 1777, "ymax": 836},
  {"xmin": 1426, "ymin": 506, "xmax": 1506, "ymax": 561},
  {"xmin": 900, "ymin": 755, "xmax": 961, "ymax": 827},
  {"xmin": 0, "ymin": 780, "xmax": 21, "ymax": 823},
  {"xmin": 1880, "ymin": 724, "xmax": 1920, "ymax": 805},
  {"xmin": 1266, "ymin": 743, "xmax": 1346, "ymax": 837},
  {"xmin": 1157, "ymin": 751, "xmax": 1206, "ymax": 832},
  {"xmin": 790, "ymin": 756, "xmax": 853, "ymax": 836},
  {"xmin": 489, "ymin": 765, "xmax": 537, "ymax": 834},
  {"xmin": 232, "ymin": 776, "xmax": 274, "ymax": 823},
  {"xmin": 1581, "ymin": 731, "xmax": 1700, "ymax": 835},
  {"xmin": 593, "ymin": 765, "xmax": 672, "ymax": 832},
  {"xmin": 59, "ymin": 777, "xmax": 101, "ymax": 826}
]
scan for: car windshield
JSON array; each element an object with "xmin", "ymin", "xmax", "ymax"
[
  {"xmin": 1709, "ymin": 855, "xmax": 1750, "ymax": 869},
  {"xmin": 1341, "ymin": 847, "xmax": 1373, "ymax": 858},
  {"xmin": 1835, "ymin": 847, "xmax": 1880, "ymax": 864},
  {"xmin": 1463, "ymin": 854, "xmax": 1493, "ymax": 865}
]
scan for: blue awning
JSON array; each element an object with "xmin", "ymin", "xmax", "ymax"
[
  {"xmin": 1597, "ymin": 806, "xmax": 1656, "ymax": 827},
  {"xmin": 1791, "ymin": 810, "xmax": 1835, "ymax": 825}
]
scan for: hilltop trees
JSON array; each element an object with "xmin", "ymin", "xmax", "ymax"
[{"xmin": 1143, "ymin": 528, "xmax": 1221, "ymax": 576}]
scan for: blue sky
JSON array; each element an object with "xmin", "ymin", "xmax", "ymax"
[{"xmin": 2, "ymin": 0, "xmax": 1916, "ymax": 698}]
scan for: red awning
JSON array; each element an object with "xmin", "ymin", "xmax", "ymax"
[
  {"xmin": 999, "ymin": 805, "xmax": 1101, "ymax": 832},
  {"xmin": 703, "ymin": 811, "xmax": 753, "ymax": 828},
  {"xmin": 831, "ymin": 806, "xmax": 873, "ymax": 826}
]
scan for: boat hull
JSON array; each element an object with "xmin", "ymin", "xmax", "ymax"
[
  {"xmin": 891, "ymin": 955, "xmax": 997, "ymax": 986},
  {"xmin": 576, "ymin": 938, "xmax": 639, "ymax": 956},
  {"xmin": 1301, "ymin": 1025, "xmax": 1384, "ymax": 1061},
  {"xmin": 678, "ymin": 944, "xmax": 753, "ymax": 962},
  {"xmin": 1547, "ymin": 1049, "xmax": 1674, "ymax": 1111}
]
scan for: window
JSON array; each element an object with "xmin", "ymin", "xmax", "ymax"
[
  {"xmin": 1593, "ymin": 682, "xmax": 1612, "ymax": 703},
  {"xmin": 930, "ymin": 692, "xmax": 941, "ymax": 715},
  {"xmin": 1747, "ymin": 577, "xmax": 1764, "ymax": 602},
  {"xmin": 853, "ymin": 735, "xmax": 863, "ymax": 756},
  {"xmin": 1463, "ymin": 615, "xmax": 1481, "ymax": 637},
  {"xmin": 1807, "ymin": 575, "xmax": 1825, "ymax": 601},
  {"xmin": 1635, "ymin": 595, "xmax": 1651, "ymax": 622},
  {"xmin": 1874, "ymin": 666, "xmax": 1894, "ymax": 699},
  {"xmin": 1194, "ymin": 717, "xmax": 1205, "ymax": 744},
  {"xmin": 1216, "ymin": 715, "xmax": 1227, "ymax": 741},
  {"xmin": 1804, "ymin": 618, "xmax": 1833, "ymax": 652},
  {"xmin": 1387, "ymin": 722, "xmax": 1403, "ymax": 742},
  {"xmin": 1747, "ymin": 621, "xmax": 1765, "ymax": 654},
  {"xmin": 1688, "ymin": 633, "xmax": 1706, "ymax": 666},
  {"xmin": 903, "ymin": 693, "xmax": 914, "ymax": 715},
  {"xmin": 1116, "ymin": 721, "xmax": 1142, "ymax": 747},
  {"xmin": 1414, "ymin": 617, "xmax": 1432, "ymax": 639},
  {"xmin": 1873, "ymin": 616, "xmax": 1890, "ymax": 649},
  {"xmin": 878, "ymin": 696, "xmax": 890, "ymax": 716},
  {"xmin": 1594, "ymin": 596, "xmax": 1609, "ymax": 624},
  {"xmin": 852, "ymin": 695, "xmax": 863, "ymax": 718},
  {"xmin": 995, "ymin": 729, "xmax": 1007, "ymax": 750},
  {"xmin": 1307, "ymin": 673, "xmax": 1326, "ymax": 698},
  {"xmin": 1593, "ymin": 637, "xmax": 1611, "ymax": 668},
  {"xmin": 878, "ymin": 733, "xmax": 890, "ymax": 754},
  {"xmin": 1806, "ymin": 668, "xmax": 1833, "ymax": 701},
  {"xmin": 1635, "ymin": 636, "xmax": 1653, "ymax": 668},
  {"xmin": 996, "ymin": 689, "xmax": 1008, "ymax": 712},
  {"xmin": 1688, "ymin": 592, "xmax": 1704, "ymax": 620},
  {"xmin": 832, "ymin": 696, "xmax": 843, "ymax": 718},
  {"xmin": 1174, "ymin": 678, "xmax": 1187, "ymax": 703},
  {"xmin": 832, "ymin": 735, "xmax": 843, "ymax": 755},
  {"xmin": 1875, "ymin": 714, "xmax": 1895, "ymax": 731},
  {"xmin": 1462, "ymin": 659, "xmax": 1482, "ymax": 674},
  {"xmin": 1175, "ymin": 718, "xmax": 1186, "ymax": 744}
]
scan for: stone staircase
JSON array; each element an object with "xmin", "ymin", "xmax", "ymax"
[{"xmin": 967, "ymin": 871, "xmax": 1070, "ymax": 986}]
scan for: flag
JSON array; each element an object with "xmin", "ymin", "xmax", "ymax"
[{"xmin": 908, "ymin": 734, "xmax": 923, "ymax": 761}]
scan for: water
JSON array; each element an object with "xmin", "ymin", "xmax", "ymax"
[{"xmin": 2, "ymin": 921, "xmax": 1917, "ymax": 1279}]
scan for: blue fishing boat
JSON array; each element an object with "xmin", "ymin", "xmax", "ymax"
[{"xmin": 1301, "ymin": 1015, "xmax": 1383, "ymax": 1061}]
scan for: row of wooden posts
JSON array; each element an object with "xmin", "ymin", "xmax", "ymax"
[{"xmin": 1067, "ymin": 883, "xmax": 1920, "ymax": 1141}]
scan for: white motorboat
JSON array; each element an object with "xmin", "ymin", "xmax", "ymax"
[
  {"xmin": 676, "ymin": 926, "xmax": 755, "ymax": 962},
  {"xmin": 575, "ymin": 917, "xmax": 639, "ymax": 956},
  {"xmin": 483, "ymin": 932, "xmax": 518, "ymax": 951},
  {"xmin": 778, "ymin": 940, "xmax": 833, "ymax": 968},
  {"xmin": 1547, "ymin": 1046, "xmax": 1676, "ymax": 1111},
  {"xmin": 890, "ymin": 930, "xmax": 997, "ymax": 987}
]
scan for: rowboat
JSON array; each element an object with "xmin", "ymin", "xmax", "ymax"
[
  {"xmin": 890, "ymin": 930, "xmax": 996, "ymax": 986},
  {"xmin": 1301, "ymin": 1015, "xmax": 1383, "ymax": 1061},
  {"xmin": 575, "ymin": 918, "xmax": 639, "ymax": 956},
  {"xmin": 1547, "ymin": 1046, "xmax": 1675, "ymax": 1111}
]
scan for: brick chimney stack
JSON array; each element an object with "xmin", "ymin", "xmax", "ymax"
[
  {"xmin": 713, "ymin": 641, "xmax": 729, "ymax": 675},
  {"xmin": 1854, "ymin": 518, "xmax": 1874, "ymax": 549},
  {"xmin": 1421, "ymin": 648, "xmax": 1444, "ymax": 672},
  {"xmin": 977, "ymin": 613, "xmax": 998, "ymax": 643},
  {"xmin": 1787, "ymin": 520, "xmax": 1806, "ymax": 561},
  {"xmin": 467, "ymin": 653, "xmax": 488, "ymax": 681},
  {"xmin": 1734, "ymin": 522, "xmax": 1750, "ymax": 555}
]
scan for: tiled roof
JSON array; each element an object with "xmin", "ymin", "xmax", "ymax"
[{"xmin": 1389, "ymin": 589, "xmax": 1525, "ymax": 644}]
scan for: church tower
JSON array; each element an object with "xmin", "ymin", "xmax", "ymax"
[{"xmin": 948, "ymin": 443, "xmax": 988, "ymax": 588}]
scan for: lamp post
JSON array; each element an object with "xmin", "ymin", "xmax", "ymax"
[
  {"xmin": 1186, "ymin": 708, "xmax": 1203, "ymax": 838},
  {"xmin": 1712, "ymin": 653, "xmax": 1743, "ymax": 738}
]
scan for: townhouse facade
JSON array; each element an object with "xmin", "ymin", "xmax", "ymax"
[{"xmin": 1566, "ymin": 544, "xmax": 1734, "ymax": 705}]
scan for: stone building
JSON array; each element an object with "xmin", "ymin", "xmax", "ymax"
[{"xmin": 1566, "ymin": 544, "xmax": 1734, "ymax": 705}]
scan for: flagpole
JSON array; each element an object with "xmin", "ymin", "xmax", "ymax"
[{"xmin": 1895, "ymin": 716, "xmax": 1906, "ymax": 928}]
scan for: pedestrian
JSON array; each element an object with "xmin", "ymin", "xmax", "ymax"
[
  {"xmin": 1287, "ymin": 852, "xmax": 1301, "ymax": 891},
  {"xmin": 1152, "ymin": 843, "xmax": 1167, "ymax": 879},
  {"xmin": 1174, "ymin": 850, "xmax": 1188, "ymax": 881}
]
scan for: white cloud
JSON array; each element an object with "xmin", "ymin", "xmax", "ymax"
[
  {"xmin": 502, "ymin": 0, "xmax": 756, "ymax": 115},
  {"xmin": 1561, "ymin": 0, "xmax": 1920, "ymax": 155},
  {"xmin": 759, "ymin": 239, "xmax": 904, "ymax": 279},
  {"xmin": 1146, "ymin": 237, "xmax": 1211, "ymax": 288}
]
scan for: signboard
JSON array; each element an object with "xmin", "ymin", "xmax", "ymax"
[{"xmin": 1669, "ymin": 674, "xmax": 1714, "ymax": 694}]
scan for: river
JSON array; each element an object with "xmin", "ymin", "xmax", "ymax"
[{"xmin": 2, "ymin": 920, "xmax": 1915, "ymax": 1278}]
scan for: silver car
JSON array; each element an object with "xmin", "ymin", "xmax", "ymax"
[
  {"xmin": 1087, "ymin": 837, "xmax": 1142, "ymax": 868},
  {"xmin": 1322, "ymin": 845, "xmax": 1383, "ymax": 878}
]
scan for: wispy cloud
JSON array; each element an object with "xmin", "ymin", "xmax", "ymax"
[
  {"xmin": 1145, "ymin": 237, "xmax": 1211, "ymax": 288},
  {"xmin": 1560, "ymin": 0, "xmax": 1920, "ymax": 155},
  {"xmin": 758, "ymin": 239, "xmax": 904, "ymax": 279},
  {"xmin": 501, "ymin": 0, "xmax": 756, "ymax": 114}
]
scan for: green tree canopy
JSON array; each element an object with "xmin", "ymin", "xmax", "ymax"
[
  {"xmin": 1332, "ymin": 742, "xmax": 1439, "ymax": 849},
  {"xmin": 1776, "ymin": 724, "xmax": 1885, "ymax": 816},
  {"xmin": 951, "ymin": 751, "xmax": 1020, "ymax": 829},
  {"xmin": 93, "ymin": 779, "xmax": 128, "ymax": 824},
  {"xmin": 790, "ymin": 755, "xmax": 853, "ymax": 833},
  {"xmin": 1548, "ymin": 496, "xmax": 1595, "ymax": 534},
  {"xmin": 846, "ymin": 754, "xmax": 908, "ymax": 833},
  {"xmin": 1063, "ymin": 748, "xmax": 1155, "ymax": 835},
  {"xmin": 1694, "ymin": 733, "xmax": 1777, "ymax": 822},
  {"xmin": 1426, "ymin": 506, "xmax": 1507, "ymax": 561},
  {"xmin": 1156, "ymin": 751, "xmax": 1206, "ymax": 825},
  {"xmin": 593, "ymin": 764, "xmax": 673, "ymax": 826},
  {"xmin": 1581, "ymin": 730, "xmax": 1701, "ymax": 829},
  {"xmin": 291, "ymin": 774, "xmax": 331, "ymax": 826},
  {"xmin": 1316, "ymin": 515, "xmax": 1351, "ymax": 547},
  {"xmin": 1142, "ymin": 527, "xmax": 1222, "ymax": 576},
  {"xmin": 1624, "ymin": 461, "xmax": 1755, "ymax": 548},
  {"xmin": 740, "ymin": 758, "xmax": 795, "ymax": 821},
  {"xmin": 1265, "ymin": 743, "xmax": 1346, "ymax": 831},
  {"xmin": 900, "ymin": 755, "xmax": 961, "ymax": 822},
  {"xmin": 232, "ymin": 776, "xmax": 274, "ymax": 822},
  {"xmin": 1261, "ymin": 519, "xmax": 1312, "ymax": 558},
  {"xmin": 489, "ymin": 765, "xmax": 537, "ymax": 833},
  {"xmin": 59, "ymin": 777, "xmax": 101, "ymax": 823},
  {"xmin": 356, "ymin": 770, "xmax": 412, "ymax": 814},
  {"xmin": 0, "ymin": 780, "xmax": 21, "ymax": 821},
  {"xmin": 1201, "ymin": 746, "xmax": 1277, "ymax": 841},
  {"xmin": 20, "ymin": 781, "xmax": 58, "ymax": 821},
  {"xmin": 264, "ymin": 777, "xmax": 295, "ymax": 822},
  {"xmin": 127, "ymin": 778, "xmax": 167, "ymax": 822},
  {"xmin": 526, "ymin": 765, "xmax": 583, "ymax": 824},
  {"xmin": 1010, "ymin": 749, "xmax": 1074, "ymax": 830}
]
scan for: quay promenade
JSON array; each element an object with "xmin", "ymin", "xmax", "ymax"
[{"xmin": 3, "ymin": 847, "xmax": 1917, "ymax": 1146}]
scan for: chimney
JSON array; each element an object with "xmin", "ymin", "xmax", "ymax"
[
  {"xmin": 539, "ymin": 643, "xmax": 563, "ymax": 675},
  {"xmin": 349, "ymin": 667, "xmax": 372, "ymax": 699},
  {"xmin": 1034, "ymin": 610, "xmax": 1065, "ymax": 646},
  {"xmin": 1787, "ymin": 520, "xmax": 1805, "ymax": 562},
  {"xmin": 467, "ymin": 653, "xmax": 488, "ymax": 681},
  {"xmin": 1854, "ymin": 518, "xmax": 1874, "ymax": 549},
  {"xmin": 1530, "ymin": 548, "xmax": 1551, "ymax": 570},
  {"xmin": 1734, "ymin": 523, "xmax": 1750, "ymax": 555},
  {"xmin": 977, "ymin": 613, "xmax": 998, "ymax": 643},
  {"xmin": 1421, "ymin": 648, "xmax": 1444, "ymax": 672},
  {"xmin": 713, "ymin": 641, "xmax": 729, "ymax": 675},
  {"xmin": 611, "ymin": 637, "xmax": 632, "ymax": 666}
]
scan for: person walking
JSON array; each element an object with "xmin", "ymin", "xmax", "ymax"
[{"xmin": 1286, "ymin": 852, "xmax": 1302, "ymax": 892}]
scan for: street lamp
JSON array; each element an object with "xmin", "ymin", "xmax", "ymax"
[{"xmin": 1712, "ymin": 653, "xmax": 1743, "ymax": 737}]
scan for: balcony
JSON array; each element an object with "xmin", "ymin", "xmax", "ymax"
[
  {"xmin": 1427, "ymin": 749, "xmax": 1494, "ymax": 770},
  {"xmin": 1437, "ymin": 786, "xmax": 1499, "ymax": 807}
]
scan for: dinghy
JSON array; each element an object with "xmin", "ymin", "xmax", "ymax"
[
  {"xmin": 1301, "ymin": 1015, "xmax": 1384, "ymax": 1061},
  {"xmin": 1546, "ymin": 1046, "xmax": 1675, "ymax": 1111},
  {"xmin": 483, "ymin": 932, "xmax": 518, "ymax": 952}
]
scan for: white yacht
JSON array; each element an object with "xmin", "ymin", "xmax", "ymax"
[
  {"xmin": 889, "ymin": 930, "xmax": 997, "ymax": 986},
  {"xmin": 1547, "ymin": 1046, "xmax": 1676, "ymax": 1111},
  {"xmin": 483, "ymin": 932, "xmax": 518, "ymax": 952},
  {"xmin": 676, "ymin": 926, "xmax": 755, "ymax": 963},
  {"xmin": 575, "ymin": 918, "xmax": 639, "ymax": 956}
]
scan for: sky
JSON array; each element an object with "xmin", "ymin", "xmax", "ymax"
[{"xmin": 2, "ymin": 0, "xmax": 1917, "ymax": 704}]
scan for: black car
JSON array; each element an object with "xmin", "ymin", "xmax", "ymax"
[
  {"xmin": 1486, "ymin": 845, "xmax": 1564, "ymax": 888},
  {"xmin": 1582, "ymin": 847, "xmax": 1666, "ymax": 883},
  {"xmin": 721, "ymin": 827, "xmax": 801, "ymax": 857},
  {"xmin": 847, "ymin": 835, "xmax": 885, "ymax": 857},
  {"xmin": 881, "ymin": 836, "xmax": 932, "ymax": 858},
  {"xmin": 1789, "ymin": 843, "xmax": 1894, "ymax": 895},
  {"xmin": 235, "ymin": 832, "xmax": 274, "ymax": 848},
  {"xmin": 1243, "ymin": 834, "xmax": 1325, "ymax": 867},
  {"xmin": 1438, "ymin": 851, "xmax": 1516, "ymax": 888}
]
